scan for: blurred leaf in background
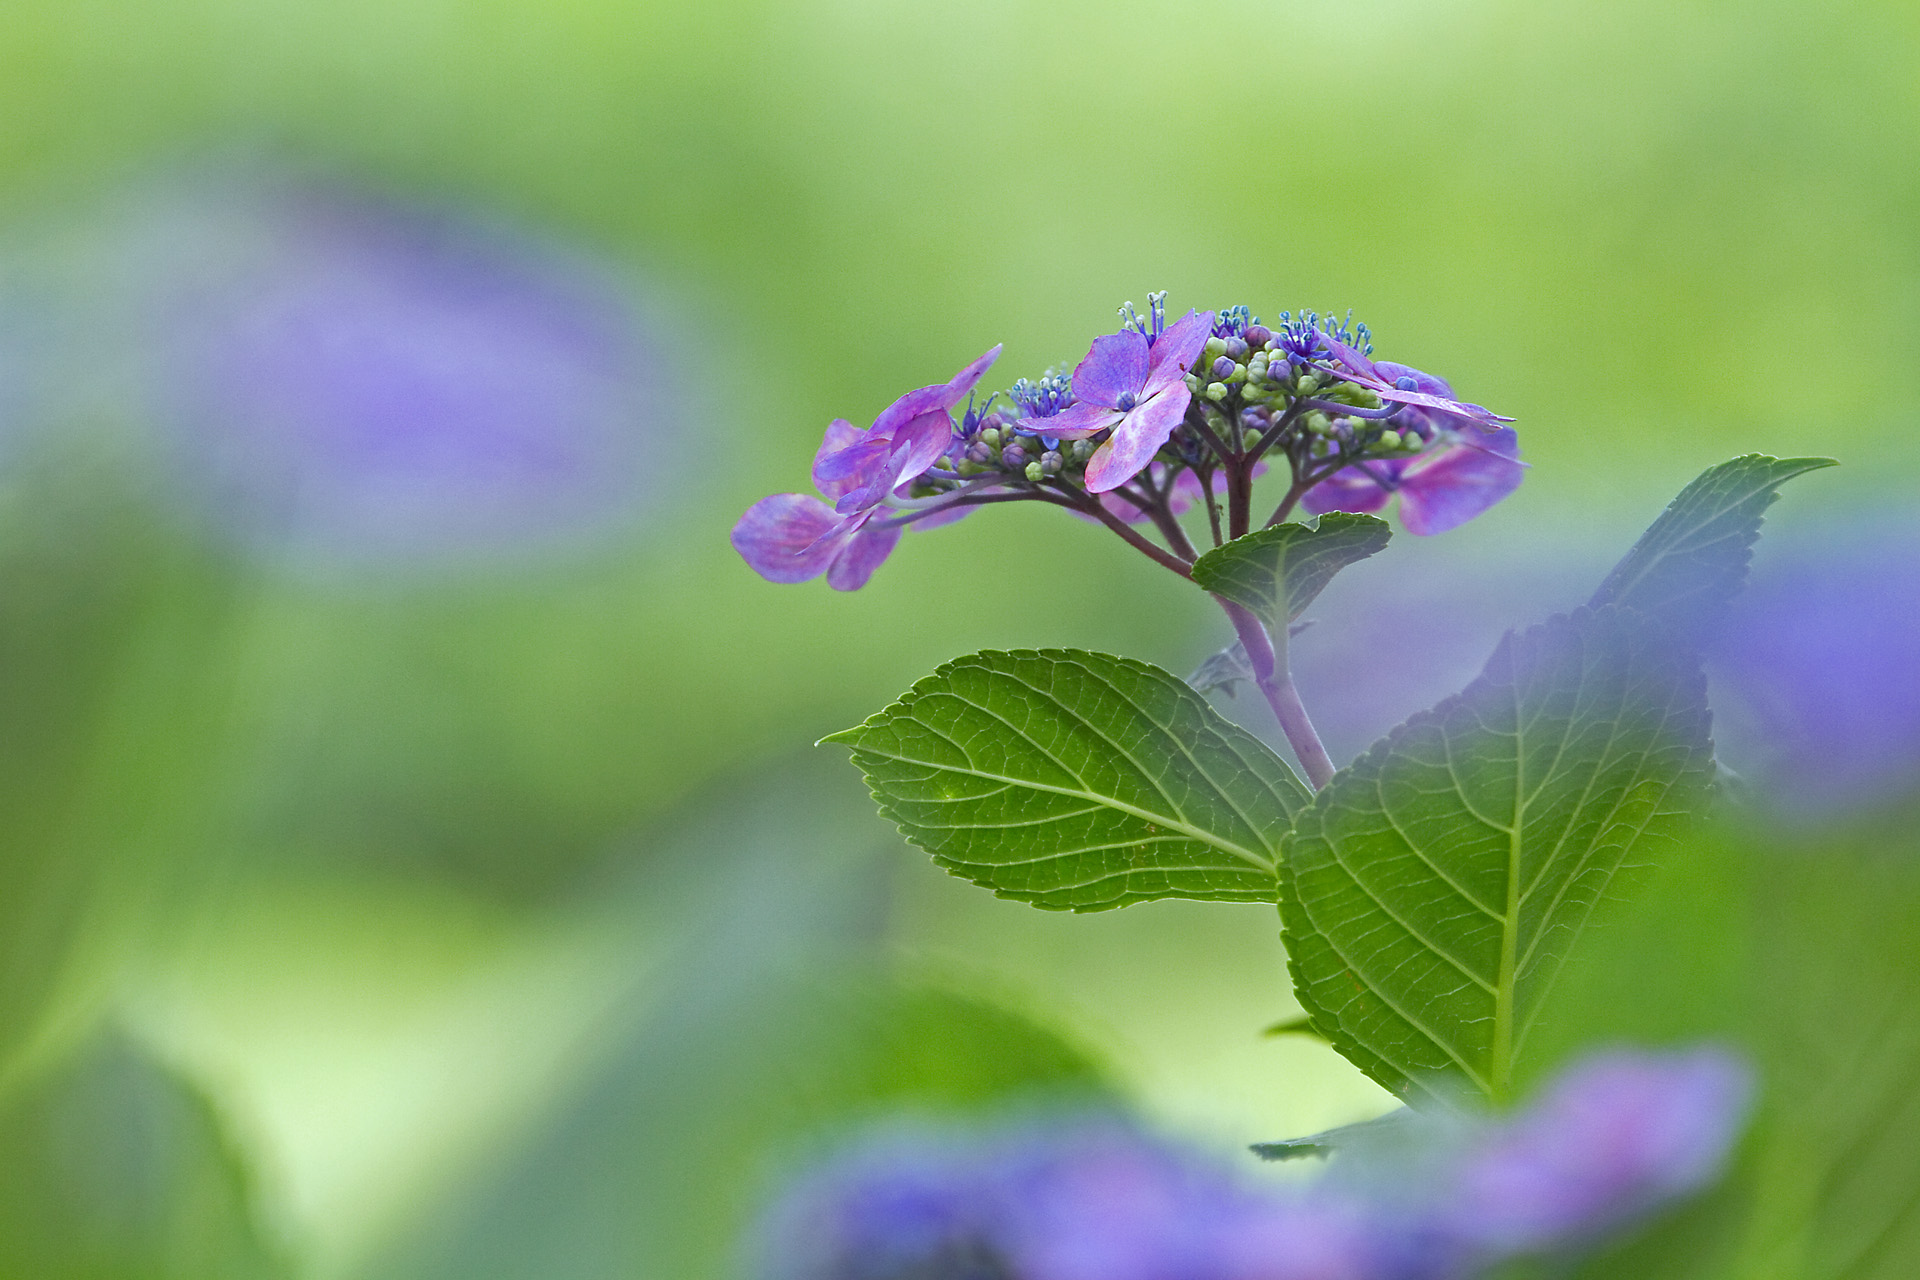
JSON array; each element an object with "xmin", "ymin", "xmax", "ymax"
[{"xmin": 0, "ymin": 1028, "xmax": 286, "ymax": 1279}]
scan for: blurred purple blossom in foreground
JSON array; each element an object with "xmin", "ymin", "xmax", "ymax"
[
  {"xmin": 749, "ymin": 1047, "xmax": 1751, "ymax": 1280},
  {"xmin": 103, "ymin": 171, "xmax": 677, "ymax": 566}
]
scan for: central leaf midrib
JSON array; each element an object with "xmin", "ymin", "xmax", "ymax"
[
  {"xmin": 1491, "ymin": 655, "xmax": 1529, "ymax": 1102},
  {"xmin": 850, "ymin": 739, "xmax": 1276, "ymax": 874}
]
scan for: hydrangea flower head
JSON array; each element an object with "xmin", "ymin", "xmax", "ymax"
[{"xmin": 1016, "ymin": 309, "xmax": 1213, "ymax": 494}]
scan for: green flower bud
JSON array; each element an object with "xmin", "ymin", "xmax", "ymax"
[
  {"xmin": 1296, "ymin": 374, "xmax": 1319, "ymax": 394},
  {"xmin": 1024, "ymin": 461, "xmax": 1044, "ymax": 482},
  {"xmin": 1205, "ymin": 381, "xmax": 1230, "ymax": 402},
  {"xmin": 1376, "ymin": 430, "xmax": 1403, "ymax": 451},
  {"xmin": 1071, "ymin": 439, "xmax": 1094, "ymax": 461},
  {"xmin": 1228, "ymin": 362, "xmax": 1248, "ymax": 383},
  {"xmin": 978, "ymin": 426, "xmax": 1001, "ymax": 447},
  {"xmin": 1204, "ymin": 336, "xmax": 1228, "ymax": 359},
  {"xmin": 1243, "ymin": 428, "xmax": 1263, "ymax": 449},
  {"xmin": 1306, "ymin": 411, "xmax": 1331, "ymax": 434}
]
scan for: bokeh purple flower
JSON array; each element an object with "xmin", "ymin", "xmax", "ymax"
[
  {"xmin": 136, "ymin": 172, "xmax": 677, "ymax": 567},
  {"xmin": 1707, "ymin": 510, "xmax": 1920, "ymax": 820},
  {"xmin": 1422, "ymin": 1046, "xmax": 1754, "ymax": 1267},
  {"xmin": 751, "ymin": 1116, "xmax": 1408, "ymax": 1280},
  {"xmin": 754, "ymin": 1047, "xmax": 1753, "ymax": 1280},
  {"xmin": 732, "ymin": 347, "xmax": 1000, "ymax": 590},
  {"xmin": 1017, "ymin": 311, "xmax": 1213, "ymax": 494},
  {"xmin": 1300, "ymin": 364, "xmax": 1522, "ymax": 535}
]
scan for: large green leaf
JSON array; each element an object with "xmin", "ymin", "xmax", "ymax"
[
  {"xmin": 1190, "ymin": 513, "xmax": 1392, "ymax": 632},
  {"xmin": 1589, "ymin": 453, "xmax": 1835, "ymax": 640},
  {"xmin": 1279, "ymin": 605, "xmax": 1713, "ymax": 1106},
  {"xmin": 825, "ymin": 649, "xmax": 1310, "ymax": 910}
]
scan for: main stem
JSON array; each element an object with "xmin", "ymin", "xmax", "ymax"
[{"xmin": 1219, "ymin": 599, "xmax": 1335, "ymax": 790}]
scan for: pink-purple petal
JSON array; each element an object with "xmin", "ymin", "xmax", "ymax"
[
  {"xmin": 1299, "ymin": 465, "xmax": 1399, "ymax": 518},
  {"xmin": 888, "ymin": 408, "xmax": 959, "ymax": 482},
  {"xmin": 1071, "ymin": 330, "xmax": 1150, "ymax": 409},
  {"xmin": 1396, "ymin": 428, "xmax": 1524, "ymax": 535},
  {"xmin": 869, "ymin": 346, "xmax": 1002, "ymax": 437},
  {"xmin": 1084, "ymin": 384, "xmax": 1190, "ymax": 494},
  {"xmin": 1141, "ymin": 309, "xmax": 1214, "ymax": 396},
  {"xmin": 816, "ymin": 438, "xmax": 892, "ymax": 508},
  {"xmin": 1318, "ymin": 329, "xmax": 1380, "ymax": 381},
  {"xmin": 825, "ymin": 515, "xmax": 902, "ymax": 591},
  {"xmin": 1366, "ymin": 384, "xmax": 1515, "ymax": 427},
  {"xmin": 730, "ymin": 493, "xmax": 848, "ymax": 583},
  {"xmin": 1017, "ymin": 401, "xmax": 1121, "ymax": 440},
  {"xmin": 943, "ymin": 343, "xmax": 1003, "ymax": 400}
]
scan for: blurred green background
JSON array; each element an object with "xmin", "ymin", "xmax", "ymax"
[{"xmin": 0, "ymin": 0, "xmax": 1912, "ymax": 1275}]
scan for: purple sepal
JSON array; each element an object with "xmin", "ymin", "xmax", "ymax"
[
  {"xmin": 1015, "ymin": 401, "xmax": 1120, "ymax": 440},
  {"xmin": 1085, "ymin": 384, "xmax": 1191, "ymax": 493},
  {"xmin": 869, "ymin": 344, "xmax": 1003, "ymax": 438},
  {"xmin": 1144, "ymin": 310, "xmax": 1213, "ymax": 395},
  {"xmin": 730, "ymin": 494, "xmax": 848, "ymax": 583},
  {"xmin": 1299, "ymin": 467, "xmax": 1396, "ymax": 519},
  {"xmin": 1397, "ymin": 427, "xmax": 1524, "ymax": 535},
  {"xmin": 1071, "ymin": 331, "xmax": 1151, "ymax": 409},
  {"xmin": 1302, "ymin": 427, "xmax": 1523, "ymax": 535},
  {"xmin": 824, "ymin": 515, "xmax": 902, "ymax": 591}
]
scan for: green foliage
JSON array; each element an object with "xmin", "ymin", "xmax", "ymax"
[
  {"xmin": 826, "ymin": 649, "xmax": 1309, "ymax": 911},
  {"xmin": 0, "ymin": 1029, "xmax": 287, "ymax": 1279},
  {"xmin": 1190, "ymin": 513, "xmax": 1393, "ymax": 632},
  {"xmin": 1249, "ymin": 1108, "xmax": 1412, "ymax": 1163},
  {"xmin": 1589, "ymin": 454, "xmax": 1836, "ymax": 641},
  {"xmin": 1273, "ymin": 454, "xmax": 1829, "ymax": 1107},
  {"xmin": 1280, "ymin": 605, "xmax": 1714, "ymax": 1105}
]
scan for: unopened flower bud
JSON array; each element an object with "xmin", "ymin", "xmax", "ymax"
[
  {"xmin": 1205, "ymin": 381, "xmax": 1229, "ymax": 402},
  {"xmin": 1070, "ymin": 439, "xmax": 1093, "ymax": 461},
  {"xmin": 1376, "ymin": 429, "xmax": 1403, "ymax": 451},
  {"xmin": 1244, "ymin": 324, "xmax": 1272, "ymax": 348},
  {"xmin": 966, "ymin": 440, "xmax": 993, "ymax": 464},
  {"xmin": 1183, "ymin": 373, "xmax": 1201, "ymax": 391},
  {"xmin": 1243, "ymin": 428, "xmax": 1262, "ymax": 449},
  {"xmin": 1002, "ymin": 443, "xmax": 1028, "ymax": 469},
  {"xmin": 1211, "ymin": 355, "xmax": 1237, "ymax": 380},
  {"xmin": 1223, "ymin": 337, "xmax": 1249, "ymax": 360},
  {"xmin": 1203, "ymin": 336, "xmax": 1228, "ymax": 359},
  {"xmin": 1296, "ymin": 374, "xmax": 1320, "ymax": 394},
  {"xmin": 1024, "ymin": 460, "xmax": 1044, "ymax": 482},
  {"xmin": 979, "ymin": 426, "xmax": 1001, "ymax": 447},
  {"xmin": 1306, "ymin": 411, "xmax": 1331, "ymax": 434},
  {"xmin": 1041, "ymin": 450, "xmax": 1063, "ymax": 474}
]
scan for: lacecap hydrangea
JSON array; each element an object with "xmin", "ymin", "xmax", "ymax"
[{"xmin": 733, "ymin": 293, "xmax": 1520, "ymax": 591}]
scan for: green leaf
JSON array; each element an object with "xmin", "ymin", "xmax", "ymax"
[
  {"xmin": 1279, "ymin": 605, "xmax": 1714, "ymax": 1106},
  {"xmin": 825, "ymin": 649, "xmax": 1310, "ymax": 911},
  {"xmin": 0, "ymin": 1029, "xmax": 288, "ymax": 1279},
  {"xmin": 1261, "ymin": 1013, "xmax": 1323, "ymax": 1038},
  {"xmin": 1589, "ymin": 453, "xmax": 1835, "ymax": 640},
  {"xmin": 1190, "ymin": 513, "xmax": 1392, "ymax": 632},
  {"xmin": 1250, "ymin": 1108, "xmax": 1414, "ymax": 1162}
]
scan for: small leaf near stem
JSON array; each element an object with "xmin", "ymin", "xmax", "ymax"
[
  {"xmin": 1192, "ymin": 515, "xmax": 1392, "ymax": 791},
  {"xmin": 825, "ymin": 648, "xmax": 1311, "ymax": 910}
]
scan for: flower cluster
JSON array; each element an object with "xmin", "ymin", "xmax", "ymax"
[
  {"xmin": 733, "ymin": 293, "xmax": 1521, "ymax": 590},
  {"xmin": 748, "ymin": 1047, "xmax": 1751, "ymax": 1280}
]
